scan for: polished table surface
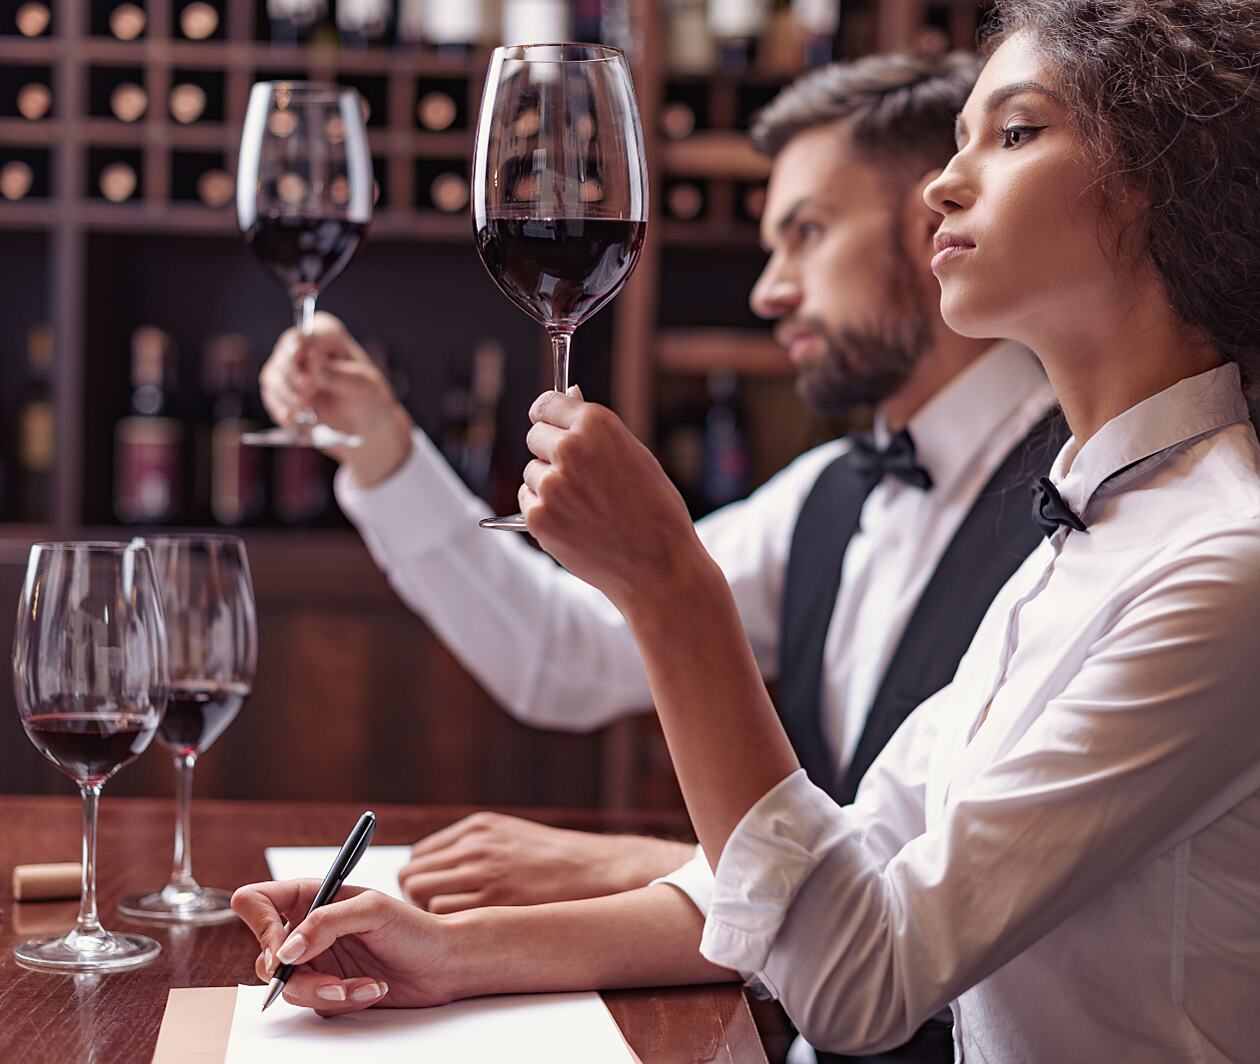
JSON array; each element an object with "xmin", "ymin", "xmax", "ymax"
[{"xmin": 0, "ymin": 796, "xmax": 768, "ymax": 1064}]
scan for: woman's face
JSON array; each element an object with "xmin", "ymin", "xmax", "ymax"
[{"xmin": 923, "ymin": 33, "xmax": 1138, "ymax": 345}]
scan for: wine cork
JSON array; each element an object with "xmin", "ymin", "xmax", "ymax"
[{"xmin": 12, "ymin": 862, "xmax": 81, "ymax": 902}]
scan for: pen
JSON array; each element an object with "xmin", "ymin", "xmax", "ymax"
[{"xmin": 262, "ymin": 810, "xmax": 377, "ymax": 1012}]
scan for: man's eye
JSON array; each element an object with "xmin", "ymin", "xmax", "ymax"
[
  {"xmin": 797, "ymin": 221, "xmax": 821, "ymax": 240},
  {"xmin": 997, "ymin": 124, "xmax": 1047, "ymax": 149}
]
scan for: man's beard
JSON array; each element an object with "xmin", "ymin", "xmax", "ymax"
[{"xmin": 793, "ymin": 239, "xmax": 933, "ymax": 415}]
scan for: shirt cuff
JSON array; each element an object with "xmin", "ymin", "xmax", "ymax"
[
  {"xmin": 650, "ymin": 845, "xmax": 713, "ymax": 915},
  {"xmin": 334, "ymin": 429, "xmax": 490, "ymax": 561},
  {"xmin": 700, "ymin": 768, "xmax": 851, "ymax": 978}
]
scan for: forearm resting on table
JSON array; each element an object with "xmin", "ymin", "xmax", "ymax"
[
  {"xmin": 446, "ymin": 884, "xmax": 733, "ymax": 996},
  {"xmin": 624, "ymin": 558, "xmax": 800, "ymax": 869}
]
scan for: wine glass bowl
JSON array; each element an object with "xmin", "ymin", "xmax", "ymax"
[
  {"xmin": 237, "ymin": 80, "xmax": 373, "ymax": 449},
  {"xmin": 13, "ymin": 542, "xmax": 169, "ymax": 973},
  {"xmin": 472, "ymin": 44, "xmax": 648, "ymax": 531},
  {"xmin": 118, "ymin": 535, "xmax": 257, "ymax": 925}
]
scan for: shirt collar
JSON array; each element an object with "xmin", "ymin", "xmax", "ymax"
[
  {"xmin": 874, "ymin": 340, "xmax": 1053, "ymax": 493},
  {"xmin": 1049, "ymin": 362, "xmax": 1249, "ymax": 518}
]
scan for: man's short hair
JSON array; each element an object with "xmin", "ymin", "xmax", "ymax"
[{"xmin": 750, "ymin": 51, "xmax": 983, "ymax": 180}]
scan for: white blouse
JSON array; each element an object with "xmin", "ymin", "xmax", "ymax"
[{"xmin": 698, "ymin": 363, "xmax": 1260, "ymax": 1063}]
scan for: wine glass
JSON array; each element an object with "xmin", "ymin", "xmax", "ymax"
[
  {"xmin": 13, "ymin": 542, "xmax": 169, "ymax": 973},
  {"xmin": 237, "ymin": 80, "xmax": 373, "ymax": 449},
  {"xmin": 472, "ymin": 44, "xmax": 648, "ymax": 530},
  {"xmin": 118, "ymin": 536, "xmax": 257, "ymax": 925}
]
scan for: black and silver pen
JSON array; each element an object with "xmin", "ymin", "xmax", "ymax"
[{"xmin": 262, "ymin": 810, "xmax": 377, "ymax": 1012}]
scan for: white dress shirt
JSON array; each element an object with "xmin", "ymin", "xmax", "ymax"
[
  {"xmin": 337, "ymin": 342, "xmax": 1053, "ymax": 772},
  {"xmin": 696, "ymin": 362, "xmax": 1260, "ymax": 1062}
]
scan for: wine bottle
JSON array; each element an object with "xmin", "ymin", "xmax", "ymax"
[
  {"xmin": 0, "ymin": 161, "xmax": 34, "ymax": 201},
  {"xmin": 179, "ymin": 1, "xmax": 221, "ymax": 40},
  {"xmin": 273, "ymin": 448, "xmax": 330, "ymax": 525},
  {"xmin": 574, "ymin": 0, "xmax": 602, "ymax": 42},
  {"xmin": 337, "ymin": 0, "xmax": 391, "ymax": 46},
  {"xmin": 659, "ymin": 100, "xmax": 697, "ymax": 140},
  {"xmin": 168, "ymin": 83, "xmax": 207, "ymax": 124},
  {"xmin": 99, "ymin": 161, "xmax": 138, "ymax": 202},
  {"xmin": 417, "ymin": 90, "xmax": 458, "ymax": 131},
  {"xmin": 702, "ymin": 371, "xmax": 750, "ymax": 509},
  {"xmin": 501, "ymin": 0, "xmax": 570, "ymax": 47},
  {"xmin": 667, "ymin": 0, "xmax": 716, "ymax": 72},
  {"xmin": 15, "ymin": 323, "xmax": 54, "ymax": 521},
  {"xmin": 116, "ymin": 326, "xmax": 183, "ymax": 524},
  {"xmin": 109, "ymin": 3, "xmax": 147, "ymax": 41},
  {"xmin": 267, "ymin": 0, "xmax": 328, "ymax": 44},
  {"xmin": 658, "ymin": 383, "xmax": 708, "ymax": 515},
  {"xmin": 15, "ymin": 2, "xmax": 52, "ymax": 37},
  {"xmin": 665, "ymin": 180, "xmax": 705, "ymax": 221},
  {"xmin": 430, "ymin": 170, "xmax": 470, "ymax": 212},
  {"xmin": 708, "ymin": 0, "xmax": 768, "ymax": 73},
  {"xmin": 792, "ymin": 0, "xmax": 839, "ymax": 67},
  {"xmin": 196, "ymin": 168, "xmax": 234, "ymax": 209},
  {"xmin": 109, "ymin": 82, "xmax": 148, "ymax": 123},
  {"xmin": 16, "ymin": 82, "xmax": 52, "ymax": 121},
  {"xmin": 422, "ymin": 0, "xmax": 487, "ymax": 55},
  {"xmin": 202, "ymin": 334, "xmax": 264, "ymax": 526}
]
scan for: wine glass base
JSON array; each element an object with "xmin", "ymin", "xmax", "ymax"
[
  {"xmin": 242, "ymin": 423, "xmax": 362, "ymax": 449},
  {"xmin": 117, "ymin": 887, "xmax": 238, "ymax": 925},
  {"xmin": 479, "ymin": 512, "xmax": 530, "ymax": 533},
  {"xmin": 14, "ymin": 929, "xmax": 161, "ymax": 973}
]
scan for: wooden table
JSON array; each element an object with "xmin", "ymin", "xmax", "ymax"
[{"xmin": 0, "ymin": 796, "xmax": 768, "ymax": 1063}]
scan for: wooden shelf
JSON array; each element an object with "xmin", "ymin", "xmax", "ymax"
[
  {"xmin": 0, "ymin": 117, "xmax": 59, "ymax": 146},
  {"xmin": 657, "ymin": 329, "xmax": 789, "ymax": 377},
  {"xmin": 0, "ymin": 200, "xmax": 58, "ymax": 229},
  {"xmin": 661, "ymin": 131, "xmax": 771, "ymax": 181}
]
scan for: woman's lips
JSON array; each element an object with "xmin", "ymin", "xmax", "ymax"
[{"xmin": 931, "ymin": 244, "xmax": 974, "ymax": 271}]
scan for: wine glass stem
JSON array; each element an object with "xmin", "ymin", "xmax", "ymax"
[
  {"xmin": 76, "ymin": 783, "xmax": 103, "ymax": 936},
  {"xmin": 550, "ymin": 328, "xmax": 573, "ymax": 393},
  {"xmin": 168, "ymin": 753, "xmax": 199, "ymax": 892},
  {"xmin": 293, "ymin": 291, "xmax": 317, "ymax": 336}
]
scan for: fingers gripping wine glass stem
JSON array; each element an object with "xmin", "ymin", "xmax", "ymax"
[
  {"xmin": 76, "ymin": 783, "xmax": 103, "ymax": 938},
  {"xmin": 168, "ymin": 753, "xmax": 199, "ymax": 893},
  {"xmin": 551, "ymin": 328, "xmax": 572, "ymax": 394}
]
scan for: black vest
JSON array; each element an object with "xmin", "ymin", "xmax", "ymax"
[
  {"xmin": 775, "ymin": 412, "xmax": 1062, "ymax": 1064},
  {"xmin": 777, "ymin": 410, "xmax": 1063, "ymax": 805}
]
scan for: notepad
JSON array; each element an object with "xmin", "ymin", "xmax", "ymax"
[
  {"xmin": 223, "ymin": 983, "xmax": 636, "ymax": 1063},
  {"xmin": 264, "ymin": 845, "xmax": 410, "ymax": 899}
]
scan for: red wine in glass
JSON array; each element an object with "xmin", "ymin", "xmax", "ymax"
[
  {"xmin": 475, "ymin": 217, "xmax": 646, "ymax": 328},
  {"xmin": 24, "ymin": 711, "xmax": 157, "ymax": 783},
  {"xmin": 156, "ymin": 679, "xmax": 251, "ymax": 757},
  {"xmin": 245, "ymin": 213, "xmax": 365, "ymax": 301}
]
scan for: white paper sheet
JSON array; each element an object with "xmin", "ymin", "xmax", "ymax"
[
  {"xmin": 264, "ymin": 845, "xmax": 410, "ymax": 900},
  {"xmin": 224, "ymin": 983, "xmax": 634, "ymax": 1063}
]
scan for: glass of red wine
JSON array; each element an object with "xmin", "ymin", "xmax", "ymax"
[
  {"xmin": 118, "ymin": 536, "xmax": 257, "ymax": 925},
  {"xmin": 13, "ymin": 542, "xmax": 169, "ymax": 973},
  {"xmin": 472, "ymin": 44, "xmax": 648, "ymax": 530},
  {"xmin": 237, "ymin": 80, "xmax": 372, "ymax": 449}
]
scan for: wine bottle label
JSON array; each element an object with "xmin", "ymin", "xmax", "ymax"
[
  {"xmin": 667, "ymin": 0, "xmax": 715, "ymax": 71},
  {"xmin": 116, "ymin": 418, "xmax": 183, "ymax": 523},
  {"xmin": 211, "ymin": 420, "xmax": 263, "ymax": 525},
  {"xmin": 18, "ymin": 402, "xmax": 53, "ymax": 473},
  {"xmin": 274, "ymin": 447, "xmax": 328, "ymax": 523},
  {"xmin": 708, "ymin": 0, "xmax": 768, "ymax": 38}
]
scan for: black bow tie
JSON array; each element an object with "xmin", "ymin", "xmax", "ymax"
[
  {"xmin": 850, "ymin": 429, "xmax": 934, "ymax": 491},
  {"xmin": 1030, "ymin": 476, "xmax": 1087, "ymax": 539}
]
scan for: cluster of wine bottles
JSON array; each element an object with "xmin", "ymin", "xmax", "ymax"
[
  {"xmin": 658, "ymin": 370, "xmax": 751, "ymax": 517},
  {"xmin": 2, "ymin": 323, "xmax": 54, "ymax": 523}
]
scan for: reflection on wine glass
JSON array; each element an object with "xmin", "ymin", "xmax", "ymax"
[
  {"xmin": 118, "ymin": 536, "xmax": 257, "ymax": 925},
  {"xmin": 13, "ymin": 542, "xmax": 169, "ymax": 973},
  {"xmin": 237, "ymin": 80, "xmax": 372, "ymax": 449},
  {"xmin": 472, "ymin": 44, "xmax": 649, "ymax": 531}
]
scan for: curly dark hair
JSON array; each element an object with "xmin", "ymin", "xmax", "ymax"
[
  {"xmin": 988, "ymin": 0, "xmax": 1260, "ymax": 387},
  {"xmin": 749, "ymin": 51, "xmax": 983, "ymax": 182}
]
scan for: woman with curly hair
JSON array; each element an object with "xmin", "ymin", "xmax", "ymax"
[{"xmin": 234, "ymin": 3, "xmax": 1260, "ymax": 1060}]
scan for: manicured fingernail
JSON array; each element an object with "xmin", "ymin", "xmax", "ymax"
[
  {"xmin": 276, "ymin": 932, "xmax": 307, "ymax": 965},
  {"xmin": 263, "ymin": 948, "xmax": 274, "ymax": 974},
  {"xmin": 351, "ymin": 982, "xmax": 385, "ymax": 1002},
  {"xmin": 317, "ymin": 984, "xmax": 347, "ymax": 1002}
]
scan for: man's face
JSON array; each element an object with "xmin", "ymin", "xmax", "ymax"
[{"xmin": 750, "ymin": 122, "xmax": 934, "ymax": 413}]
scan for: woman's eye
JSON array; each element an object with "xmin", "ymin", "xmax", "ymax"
[{"xmin": 998, "ymin": 124, "xmax": 1047, "ymax": 149}]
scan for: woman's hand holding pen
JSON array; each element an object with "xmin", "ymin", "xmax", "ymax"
[
  {"xmin": 259, "ymin": 312, "xmax": 415, "ymax": 487},
  {"xmin": 232, "ymin": 880, "xmax": 464, "ymax": 1017},
  {"xmin": 521, "ymin": 389, "xmax": 722, "ymax": 621}
]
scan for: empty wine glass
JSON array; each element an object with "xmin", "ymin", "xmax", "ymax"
[
  {"xmin": 118, "ymin": 535, "xmax": 257, "ymax": 925},
  {"xmin": 237, "ymin": 80, "xmax": 373, "ymax": 449},
  {"xmin": 472, "ymin": 44, "xmax": 649, "ymax": 530},
  {"xmin": 13, "ymin": 542, "xmax": 169, "ymax": 973}
]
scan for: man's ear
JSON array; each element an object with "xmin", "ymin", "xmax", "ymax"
[{"xmin": 903, "ymin": 167, "xmax": 945, "ymax": 260}]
